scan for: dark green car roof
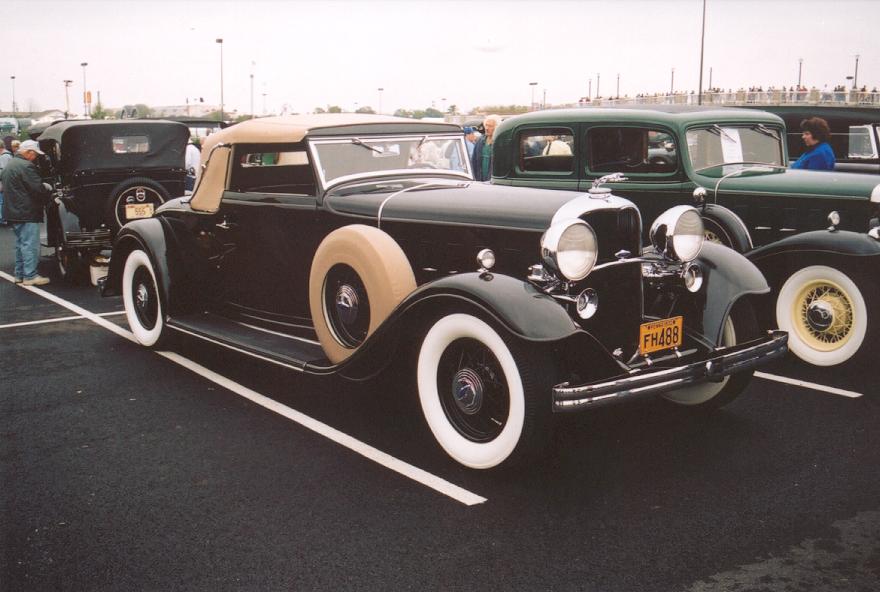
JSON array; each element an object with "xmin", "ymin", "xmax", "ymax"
[{"xmin": 497, "ymin": 106, "xmax": 784, "ymax": 134}]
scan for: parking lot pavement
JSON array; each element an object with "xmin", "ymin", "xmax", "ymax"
[{"xmin": 2, "ymin": 223, "xmax": 879, "ymax": 591}]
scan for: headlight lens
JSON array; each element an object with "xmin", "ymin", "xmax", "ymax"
[
  {"xmin": 650, "ymin": 206, "xmax": 704, "ymax": 262},
  {"xmin": 541, "ymin": 219, "xmax": 598, "ymax": 281}
]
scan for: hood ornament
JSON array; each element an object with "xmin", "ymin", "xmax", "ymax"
[{"xmin": 589, "ymin": 173, "xmax": 627, "ymax": 198}]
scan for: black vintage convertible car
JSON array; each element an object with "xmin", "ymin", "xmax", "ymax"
[
  {"xmin": 100, "ymin": 114, "xmax": 786, "ymax": 470},
  {"xmin": 38, "ymin": 120, "xmax": 189, "ymax": 282}
]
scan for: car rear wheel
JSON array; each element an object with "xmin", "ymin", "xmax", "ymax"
[
  {"xmin": 775, "ymin": 265, "xmax": 872, "ymax": 366},
  {"xmin": 417, "ymin": 313, "xmax": 553, "ymax": 469},
  {"xmin": 54, "ymin": 227, "xmax": 86, "ymax": 284},
  {"xmin": 309, "ymin": 225, "xmax": 416, "ymax": 364},
  {"xmin": 122, "ymin": 249, "xmax": 168, "ymax": 348},
  {"xmin": 106, "ymin": 177, "xmax": 170, "ymax": 234},
  {"xmin": 662, "ymin": 300, "xmax": 759, "ymax": 409}
]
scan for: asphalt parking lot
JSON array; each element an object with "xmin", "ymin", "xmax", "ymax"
[{"xmin": 1, "ymin": 224, "xmax": 879, "ymax": 591}]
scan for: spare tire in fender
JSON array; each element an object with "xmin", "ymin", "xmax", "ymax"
[{"xmin": 309, "ymin": 225, "xmax": 417, "ymax": 364}]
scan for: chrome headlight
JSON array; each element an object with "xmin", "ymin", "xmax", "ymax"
[
  {"xmin": 541, "ymin": 219, "xmax": 598, "ymax": 281},
  {"xmin": 650, "ymin": 206, "xmax": 704, "ymax": 262}
]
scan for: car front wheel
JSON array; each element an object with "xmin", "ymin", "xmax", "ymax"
[
  {"xmin": 416, "ymin": 313, "xmax": 552, "ymax": 469},
  {"xmin": 122, "ymin": 249, "xmax": 167, "ymax": 347},
  {"xmin": 662, "ymin": 301, "xmax": 759, "ymax": 409},
  {"xmin": 775, "ymin": 265, "xmax": 872, "ymax": 366}
]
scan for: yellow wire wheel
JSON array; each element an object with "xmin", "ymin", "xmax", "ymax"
[{"xmin": 776, "ymin": 265, "xmax": 869, "ymax": 366}]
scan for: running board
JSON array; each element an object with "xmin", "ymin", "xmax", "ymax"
[{"xmin": 168, "ymin": 313, "xmax": 329, "ymax": 371}]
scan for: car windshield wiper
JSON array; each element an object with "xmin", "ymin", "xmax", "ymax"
[
  {"xmin": 350, "ymin": 137, "xmax": 383, "ymax": 154},
  {"xmin": 752, "ymin": 124, "xmax": 780, "ymax": 141},
  {"xmin": 707, "ymin": 124, "xmax": 737, "ymax": 143}
]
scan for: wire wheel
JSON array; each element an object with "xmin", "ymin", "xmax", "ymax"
[{"xmin": 791, "ymin": 279, "xmax": 854, "ymax": 351}]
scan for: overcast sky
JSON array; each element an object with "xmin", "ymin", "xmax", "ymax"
[{"xmin": 5, "ymin": 0, "xmax": 878, "ymax": 116}]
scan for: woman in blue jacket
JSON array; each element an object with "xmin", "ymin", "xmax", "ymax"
[{"xmin": 791, "ymin": 117, "xmax": 835, "ymax": 170}]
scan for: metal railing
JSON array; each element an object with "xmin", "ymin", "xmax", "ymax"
[{"xmin": 577, "ymin": 90, "xmax": 880, "ymax": 108}]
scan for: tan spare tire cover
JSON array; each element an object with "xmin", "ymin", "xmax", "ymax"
[{"xmin": 309, "ymin": 225, "xmax": 417, "ymax": 363}]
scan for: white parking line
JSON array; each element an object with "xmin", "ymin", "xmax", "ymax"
[
  {"xmin": 0, "ymin": 311, "xmax": 125, "ymax": 330},
  {"xmin": 755, "ymin": 371, "xmax": 863, "ymax": 398},
  {"xmin": 0, "ymin": 270, "xmax": 487, "ymax": 507}
]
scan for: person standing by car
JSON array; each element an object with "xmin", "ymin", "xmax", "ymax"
[
  {"xmin": 463, "ymin": 126, "xmax": 478, "ymax": 160},
  {"xmin": 185, "ymin": 137, "xmax": 201, "ymax": 191},
  {"xmin": 471, "ymin": 115, "xmax": 499, "ymax": 181},
  {"xmin": 791, "ymin": 117, "xmax": 835, "ymax": 171},
  {"xmin": 0, "ymin": 142, "xmax": 12, "ymax": 224},
  {"xmin": 0, "ymin": 140, "xmax": 52, "ymax": 285}
]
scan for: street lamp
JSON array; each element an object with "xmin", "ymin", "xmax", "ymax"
[
  {"xmin": 616, "ymin": 73, "xmax": 620, "ymax": 99},
  {"xmin": 670, "ymin": 67, "xmax": 675, "ymax": 95},
  {"xmin": 697, "ymin": 0, "xmax": 706, "ymax": 105},
  {"xmin": 377, "ymin": 87, "xmax": 384, "ymax": 114},
  {"xmin": 10, "ymin": 75, "xmax": 15, "ymax": 117},
  {"xmin": 853, "ymin": 54, "xmax": 860, "ymax": 89},
  {"xmin": 797, "ymin": 58, "xmax": 803, "ymax": 87},
  {"xmin": 596, "ymin": 73, "xmax": 600, "ymax": 98},
  {"xmin": 63, "ymin": 80, "xmax": 73, "ymax": 119},
  {"xmin": 81, "ymin": 62, "xmax": 89, "ymax": 116},
  {"xmin": 216, "ymin": 38, "xmax": 224, "ymax": 122},
  {"xmin": 529, "ymin": 81, "xmax": 537, "ymax": 110},
  {"xmin": 250, "ymin": 60, "xmax": 255, "ymax": 119}
]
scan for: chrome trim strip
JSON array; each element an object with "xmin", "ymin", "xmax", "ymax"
[
  {"xmin": 235, "ymin": 321, "xmax": 321, "ymax": 345},
  {"xmin": 169, "ymin": 325, "xmax": 306, "ymax": 372},
  {"xmin": 377, "ymin": 182, "xmax": 436, "ymax": 230},
  {"xmin": 754, "ymin": 226, "xmax": 772, "ymax": 230}
]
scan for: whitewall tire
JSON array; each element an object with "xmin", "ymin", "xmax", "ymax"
[
  {"xmin": 776, "ymin": 266, "xmax": 868, "ymax": 367},
  {"xmin": 122, "ymin": 249, "xmax": 166, "ymax": 347},
  {"xmin": 416, "ymin": 313, "xmax": 549, "ymax": 469}
]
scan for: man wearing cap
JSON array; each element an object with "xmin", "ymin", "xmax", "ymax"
[
  {"xmin": 463, "ymin": 127, "xmax": 478, "ymax": 160},
  {"xmin": 0, "ymin": 139, "xmax": 52, "ymax": 285}
]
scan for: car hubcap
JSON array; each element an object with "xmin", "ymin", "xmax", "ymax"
[
  {"xmin": 704, "ymin": 229, "xmax": 724, "ymax": 244},
  {"xmin": 131, "ymin": 267, "xmax": 158, "ymax": 330},
  {"xmin": 324, "ymin": 264, "xmax": 370, "ymax": 348},
  {"xmin": 437, "ymin": 338, "xmax": 508, "ymax": 442},
  {"xmin": 792, "ymin": 280, "xmax": 854, "ymax": 351}
]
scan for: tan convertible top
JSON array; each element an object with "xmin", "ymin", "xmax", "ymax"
[{"xmin": 191, "ymin": 114, "xmax": 452, "ymax": 212}]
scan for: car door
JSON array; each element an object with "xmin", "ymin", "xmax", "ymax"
[
  {"xmin": 580, "ymin": 125, "xmax": 686, "ymax": 237},
  {"xmin": 504, "ymin": 125, "xmax": 580, "ymax": 191},
  {"xmin": 214, "ymin": 145, "xmax": 319, "ymax": 320}
]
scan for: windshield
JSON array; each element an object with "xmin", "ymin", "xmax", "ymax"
[
  {"xmin": 310, "ymin": 135, "xmax": 470, "ymax": 186},
  {"xmin": 686, "ymin": 125, "xmax": 784, "ymax": 172}
]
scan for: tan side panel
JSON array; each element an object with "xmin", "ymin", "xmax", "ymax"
[{"xmin": 190, "ymin": 146, "xmax": 231, "ymax": 213}]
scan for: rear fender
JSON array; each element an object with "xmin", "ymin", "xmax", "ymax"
[{"xmin": 102, "ymin": 218, "xmax": 171, "ymax": 307}]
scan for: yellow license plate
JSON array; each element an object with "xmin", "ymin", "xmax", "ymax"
[
  {"xmin": 125, "ymin": 203, "xmax": 154, "ymax": 220},
  {"xmin": 639, "ymin": 316, "xmax": 683, "ymax": 355}
]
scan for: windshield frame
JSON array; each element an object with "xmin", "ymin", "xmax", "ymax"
[
  {"xmin": 308, "ymin": 133, "xmax": 472, "ymax": 190},
  {"xmin": 684, "ymin": 123, "xmax": 786, "ymax": 174}
]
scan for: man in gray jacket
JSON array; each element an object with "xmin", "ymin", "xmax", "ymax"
[{"xmin": 0, "ymin": 139, "xmax": 52, "ymax": 285}]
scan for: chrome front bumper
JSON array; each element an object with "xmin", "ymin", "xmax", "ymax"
[{"xmin": 552, "ymin": 330, "xmax": 788, "ymax": 412}]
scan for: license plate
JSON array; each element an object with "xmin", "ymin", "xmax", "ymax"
[
  {"xmin": 125, "ymin": 203, "xmax": 154, "ymax": 220},
  {"xmin": 639, "ymin": 316, "xmax": 683, "ymax": 355}
]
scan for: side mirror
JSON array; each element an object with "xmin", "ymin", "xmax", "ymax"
[{"xmin": 692, "ymin": 186, "xmax": 707, "ymax": 205}]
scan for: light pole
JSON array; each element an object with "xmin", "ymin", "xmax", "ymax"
[
  {"xmin": 542, "ymin": 88, "xmax": 546, "ymax": 109},
  {"xmin": 377, "ymin": 87, "xmax": 384, "ymax": 114},
  {"xmin": 81, "ymin": 62, "xmax": 89, "ymax": 116},
  {"xmin": 853, "ymin": 54, "xmax": 860, "ymax": 89},
  {"xmin": 616, "ymin": 73, "xmax": 620, "ymax": 99},
  {"xmin": 697, "ymin": 0, "xmax": 706, "ymax": 105},
  {"xmin": 250, "ymin": 60, "xmax": 255, "ymax": 119},
  {"xmin": 596, "ymin": 73, "xmax": 600, "ymax": 98},
  {"xmin": 441, "ymin": 97, "xmax": 446, "ymax": 114},
  {"xmin": 588, "ymin": 79, "xmax": 591, "ymax": 100},
  {"xmin": 262, "ymin": 87, "xmax": 267, "ymax": 116},
  {"xmin": 670, "ymin": 67, "xmax": 675, "ymax": 95},
  {"xmin": 216, "ymin": 38, "xmax": 224, "ymax": 121},
  {"xmin": 708, "ymin": 67, "xmax": 713, "ymax": 90},
  {"xmin": 797, "ymin": 58, "xmax": 803, "ymax": 87},
  {"xmin": 529, "ymin": 81, "xmax": 537, "ymax": 110},
  {"xmin": 63, "ymin": 80, "xmax": 73, "ymax": 119},
  {"xmin": 10, "ymin": 75, "xmax": 15, "ymax": 117}
]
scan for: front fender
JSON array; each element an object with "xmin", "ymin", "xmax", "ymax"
[
  {"xmin": 747, "ymin": 228, "xmax": 880, "ymax": 263},
  {"xmin": 696, "ymin": 241, "xmax": 770, "ymax": 344}
]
